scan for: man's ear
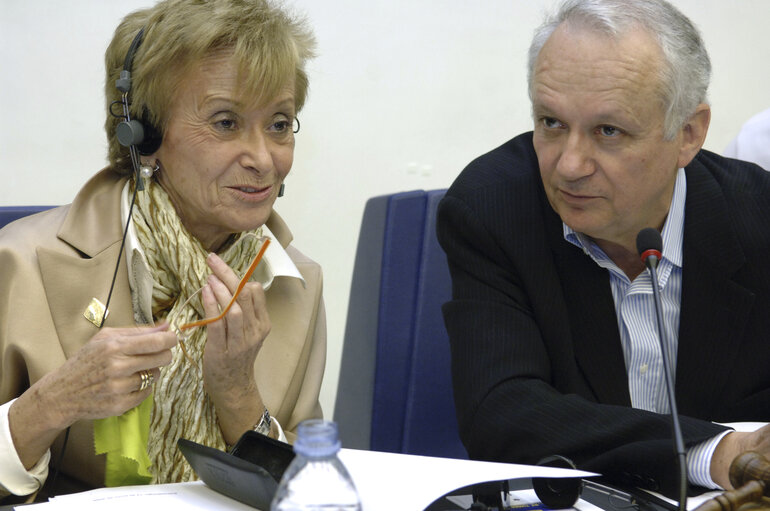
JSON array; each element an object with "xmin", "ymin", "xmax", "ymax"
[{"xmin": 677, "ymin": 103, "xmax": 711, "ymax": 168}]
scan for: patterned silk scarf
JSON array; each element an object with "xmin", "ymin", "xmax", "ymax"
[{"xmin": 129, "ymin": 178, "xmax": 262, "ymax": 483}]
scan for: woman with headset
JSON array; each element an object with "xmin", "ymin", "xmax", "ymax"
[{"xmin": 0, "ymin": 0, "xmax": 325, "ymax": 501}]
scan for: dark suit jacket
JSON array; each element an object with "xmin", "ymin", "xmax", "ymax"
[{"xmin": 437, "ymin": 131, "xmax": 770, "ymax": 497}]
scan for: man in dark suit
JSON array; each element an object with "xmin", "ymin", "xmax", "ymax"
[{"xmin": 437, "ymin": 0, "xmax": 770, "ymax": 499}]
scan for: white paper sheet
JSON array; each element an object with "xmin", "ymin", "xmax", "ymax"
[
  {"xmin": 338, "ymin": 448, "xmax": 595, "ymax": 510},
  {"xmin": 17, "ymin": 481, "xmax": 253, "ymax": 511},
  {"xmin": 16, "ymin": 449, "xmax": 594, "ymax": 511}
]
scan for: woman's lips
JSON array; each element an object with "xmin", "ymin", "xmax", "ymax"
[{"xmin": 228, "ymin": 184, "xmax": 273, "ymax": 201}]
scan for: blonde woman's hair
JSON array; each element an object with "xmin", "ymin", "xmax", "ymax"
[{"xmin": 104, "ymin": 0, "xmax": 316, "ymax": 175}]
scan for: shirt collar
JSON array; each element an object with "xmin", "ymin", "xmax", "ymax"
[
  {"xmin": 256, "ymin": 223, "xmax": 305, "ymax": 288},
  {"xmin": 564, "ymin": 167, "xmax": 686, "ymax": 269}
]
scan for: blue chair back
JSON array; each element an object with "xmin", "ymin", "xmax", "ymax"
[
  {"xmin": 0, "ymin": 206, "xmax": 55, "ymax": 229},
  {"xmin": 334, "ymin": 190, "xmax": 467, "ymax": 459}
]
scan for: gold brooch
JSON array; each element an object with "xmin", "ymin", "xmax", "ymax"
[{"xmin": 84, "ymin": 297, "xmax": 109, "ymax": 327}]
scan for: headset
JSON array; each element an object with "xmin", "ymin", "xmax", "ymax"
[
  {"xmin": 114, "ymin": 28, "xmax": 163, "ymax": 182},
  {"xmin": 97, "ymin": 26, "xmax": 164, "ymax": 331}
]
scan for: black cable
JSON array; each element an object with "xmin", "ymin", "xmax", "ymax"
[{"xmin": 99, "ymin": 174, "xmax": 140, "ymax": 328}]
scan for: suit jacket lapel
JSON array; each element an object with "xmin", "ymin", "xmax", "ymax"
[
  {"xmin": 676, "ymin": 163, "xmax": 753, "ymax": 415},
  {"xmin": 543, "ymin": 192, "xmax": 632, "ymax": 406},
  {"xmin": 38, "ymin": 243, "xmax": 135, "ymax": 359},
  {"xmin": 37, "ymin": 169, "xmax": 136, "ymax": 358}
]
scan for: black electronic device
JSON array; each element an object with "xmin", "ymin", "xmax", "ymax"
[
  {"xmin": 532, "ymin": 455, "xmax": 583, "ymax": 509},
  {"xmin": 532, "ymin": 454, "xmax": 678, "ymax": 511},
  {"xmin": 177, "ymin": 430, "xmax": 295, "ymax": 510}
]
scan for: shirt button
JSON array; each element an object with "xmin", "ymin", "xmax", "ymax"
[{"xmin": 640, "ymin": 364, "xmax": 649, "ymax": 374}]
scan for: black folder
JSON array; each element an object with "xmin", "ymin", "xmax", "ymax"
[{"xmin": 177, "ymin": 430, "xmax": 295, "ymax": 510}]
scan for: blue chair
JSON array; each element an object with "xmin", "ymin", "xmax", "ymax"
[
  {"xmin": 0, "ymin": 206, "xmax": 56, "ymax": 229},
  {"xmin": 334, "ymin": 190, "xmax": 467, "ymax": 459}
]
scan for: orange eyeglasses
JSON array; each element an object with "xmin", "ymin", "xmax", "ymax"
[{"xmin": 173, "ymin": 236, "xmax": 271, "ymax": 361}]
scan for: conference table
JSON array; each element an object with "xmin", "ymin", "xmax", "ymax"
[{"xmin": 3, "ymin": 447, "xmax": 722, "ymax": 511}]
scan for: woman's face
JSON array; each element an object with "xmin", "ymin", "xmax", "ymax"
[{"xmin": 153, "ymin": 51, "xmax": 296, "ymax": 252}]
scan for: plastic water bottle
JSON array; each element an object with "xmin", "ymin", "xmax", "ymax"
[{"xmin": 271, "ymin": 419, "xmax": 362, "ymax": 511}]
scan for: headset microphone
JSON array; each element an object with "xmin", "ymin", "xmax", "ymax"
[{"xmin": 96, "ymin": 27, "xmax": 160, "ymax": 329}]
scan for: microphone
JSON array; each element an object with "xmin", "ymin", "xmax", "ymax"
[
  {"xmin": 637, "ymin": 227, "xmax": 662, "ymax": 269},
  {"xmin": 636, "ymin": 227, "xmax": 687, "ymax": 511}
]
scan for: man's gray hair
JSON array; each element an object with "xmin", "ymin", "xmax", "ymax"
[{"xmin": 527, "ymin": 0, "xmax": 711, "ymax": 140}]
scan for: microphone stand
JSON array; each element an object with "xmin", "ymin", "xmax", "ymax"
[{"xmin": 646, "ymin": 254, "xmax": 688, "ymax": 511}]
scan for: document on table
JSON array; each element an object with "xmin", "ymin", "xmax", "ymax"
[
  {"xmin": 18, "ymin": 484, "xmax": 590, "ymax": 511},
  {"xmin": 16, "ymin": 449, "xmax": 595, "ymax": 511},
  {"xmin": 22, "ymin": 422, "xmax": 764, "ymax": 510},
  {"xmin": 17, "ymin": 481, "xmax": 253, "ymax": 510},
  {"xmin": 339, "ymin": 448, "xmax": 595, "ymax": 510}
]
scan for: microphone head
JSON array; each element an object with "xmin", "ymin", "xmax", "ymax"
[{"xmin": 636, "ymin": 227, "xmax": 662, "ymax": 258}]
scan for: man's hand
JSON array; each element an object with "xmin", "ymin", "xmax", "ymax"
[{"xmin": 710, "ymin": 425, "xmax": 770, "ymax": 489}]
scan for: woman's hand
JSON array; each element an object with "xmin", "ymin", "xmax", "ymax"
[
  {"xmin": 201, "ymin": 252, "xmax": 271, "ymax": 444},
  {"xmin": 8, "ymin": 324, "xmax": 177, "ymax": 469}
]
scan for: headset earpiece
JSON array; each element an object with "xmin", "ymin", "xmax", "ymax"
[
  {"xmin": 116, "ymin": 28, "xmax": 163, "ymax": 159},
  {"xmin": 136, "ymin": 115, "xmax": 162, "ymax": 155},
  {"xmin": 117, "ymin": 119, "xmax": 145, "ymax": 148},
  {"xmin": 116, "ymin": 113, "xmax": 161, "ymax": 154}
]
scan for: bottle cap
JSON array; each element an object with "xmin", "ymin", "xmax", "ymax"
[{"xmin": 293, "ymin": 419, "xmax": 342, "ymax": 458}]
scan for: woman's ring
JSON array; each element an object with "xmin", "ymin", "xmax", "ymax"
[{"xmin": 138, "ymin": 369, "xmax": 155, "ymax": 391}]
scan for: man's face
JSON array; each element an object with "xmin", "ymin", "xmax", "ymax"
[{"xmin": 532, "ymin": 24, "xmax": 686, "ymax": 250}]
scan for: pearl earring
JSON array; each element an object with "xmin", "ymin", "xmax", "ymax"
[{"xmin": 139, "ymin": 161, "xmax": 160, "ymax": 178}]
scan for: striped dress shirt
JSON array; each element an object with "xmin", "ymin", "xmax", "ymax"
[{"xmin": 564, "ymin": 168, "xmax": 724, "ymax": 489}]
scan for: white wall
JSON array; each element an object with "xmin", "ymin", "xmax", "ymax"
[{"xmin": 2, "ymin": 0, "xmax": 769, "ymax": 419}]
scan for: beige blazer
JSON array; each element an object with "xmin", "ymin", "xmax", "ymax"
[{"xmin": 0, "ymin": 168, "xmax": 326, "ymax": 491}]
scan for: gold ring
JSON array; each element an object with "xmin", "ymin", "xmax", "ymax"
[{"xmin": 138, "ymin": 369, "xmax": 154, "ymax": 391}]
